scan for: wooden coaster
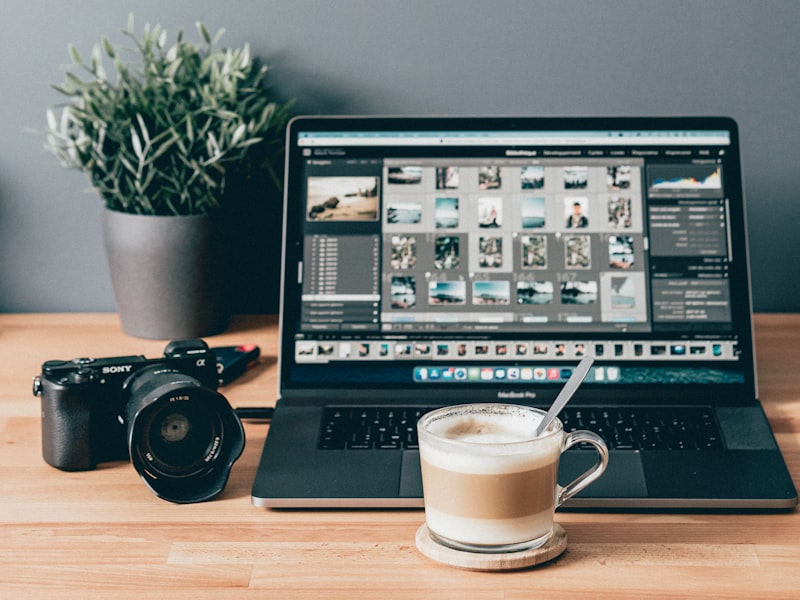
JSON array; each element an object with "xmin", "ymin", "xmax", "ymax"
[{"xmin": 415, "ymin": 523, "xmax": 567, "ymax": 571}]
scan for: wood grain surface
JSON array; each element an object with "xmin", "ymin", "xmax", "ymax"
[{"xmin": 1, "ymin": 313, "xmax": 798, "ymax": 598}]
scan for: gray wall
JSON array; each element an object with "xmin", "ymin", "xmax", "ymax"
[{"xmin": 2, "ymin": 0, "xmax": 799, "ymax": 313}]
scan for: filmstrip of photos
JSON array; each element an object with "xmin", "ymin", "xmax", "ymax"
[
  {"xmin": 382, "ymin": 164, "xmax": 638, "ymax": 313},
  {"xmin": 295, "ymin": 337, "xmax": 736, "ymax": 363}
]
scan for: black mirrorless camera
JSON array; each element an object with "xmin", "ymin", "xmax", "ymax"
[{"xmin": 32, "ymin": 339, "xmax": 245, "ymax": 503}]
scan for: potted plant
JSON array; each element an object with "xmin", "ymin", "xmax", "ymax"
[{"xmin": 44, "ymin": 16, "xmax": 292, "ymax": 339}]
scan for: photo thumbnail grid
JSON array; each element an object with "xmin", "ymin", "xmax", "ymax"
[{"xmin": 380, "ymin": 161, "xmax": 647, "ymax": 326}]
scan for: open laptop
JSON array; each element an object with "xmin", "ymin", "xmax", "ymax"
[{"xmin": 251, "ymin": 116, "xmax": 797, "ymax": 510}]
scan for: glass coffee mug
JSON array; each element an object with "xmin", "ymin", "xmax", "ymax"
[{"xmin": 417, "ymin": 403, "xmax": 608, "ymax": 553}]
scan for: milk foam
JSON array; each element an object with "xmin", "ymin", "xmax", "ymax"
[
  {"xmin": 422, "ymin": 410, "xmax": 560, "ymax": 474},
  {"xmin": 425, "ymin": 505, "xmax": 553, "ymax": 547}
]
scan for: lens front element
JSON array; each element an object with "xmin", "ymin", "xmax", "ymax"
[
  {"xmin": 143, "ymin": 398, "xmax": 219, "ymax": 478},
  {"xmin": 160, "ymin": 411, "xmax": 192, "ymax": 444}
]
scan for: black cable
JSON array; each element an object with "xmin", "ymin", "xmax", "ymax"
[{"xmin": 235, "ymin": 407, "xmax": 274, "ymax": 421}]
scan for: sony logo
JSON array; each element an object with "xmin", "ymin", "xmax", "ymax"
[{"xmin": 102, "ymin": 365, "xmax": 133, "ymax": 374}]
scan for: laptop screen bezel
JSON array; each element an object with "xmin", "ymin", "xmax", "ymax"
[{"xmin": 277, "ymin": 115, "xmax": 755, "ymax": 406}]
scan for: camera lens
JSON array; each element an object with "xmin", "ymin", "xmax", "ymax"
[
  {"xmin": 123, "ymin": 365, "xmax": 244, "ymax": 503},
  {"xmin": 144, "ymin": 400, "xmax": 217, "ymax": 477}
]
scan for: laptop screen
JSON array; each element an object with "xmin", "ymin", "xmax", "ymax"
[{"xmin": 279, "ymin": 117, "xmax": 754, "ymax": 403}]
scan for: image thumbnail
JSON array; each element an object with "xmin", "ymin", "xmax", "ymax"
[
  {"xmin": 307, "ymin": 177, "xmax": 379, "ymax": 221},
  {"xmin": 388, "ymin": 166, "xmax": 423, "ymax": 185},
  {"xmin": 521, "ymin": 196, "xmax": 546, "ymax": 228},
  {"xmin": 610, "ymin": 276, "xmax": 636, "ymax": 309},
  {"xmin": 296, "ymin": 342, "xmax": 315, "ymax": 357},
  {"xmin": 609, "ymin": 235, "xmax": 634, "ymax": 269},
  {"xmin": 479, "ymin": 166, "xmax": 502, "ymax": 190},
  {"xmin": 434, "ymin": 236, "xmax": 460, "ymax": 269},
  {"xmin": 436, "ymin": 166, "xmax": 460, "ymax": 189},
  {"xmin": 564, "ymin": 166, "xmax": 588, "ymax": 189},
  {"xmin": 386, "ymin": 201, "xmax": 422, "ymax": 224},
  {"xmin": 521, "ymin": 235, "xmax": 547, "ymax": 269},
  {"xmin": 429, "ymin": 280, "xmax": 466, "ymax": 304},
  {"xmin": 478, "ymin": 196, "xmax": 502, "ymax": 228},
  {"xmin": 521, "ymin": 166, "xmax": 545, "ymax": 189},
  {"xmin": 607, "ymin": 165, "xmax": 632, "ymax": 190},
  {"xmin": 565, "ymin": 235, "xmax": 591, "ymax": 269},
  {"xmin": 561, "ymin": 280, "xmax": 598, "ymax": 304},
  {"xmin": 608, "ymin": 196, "xmax": 632, "ymax": 228},
  {"xmin": 390, "ymin": 235, "xmax": 416, "ymax": 270},
  {"xmin": 473, "ymin": 280, "xmax": 511, "ymax": 305},
  {"xmin": 517, "ymin": 280, "xmax": 554, "ymax": 304},
  {"xmin": 391, "ymin": 276, "xmax": 416, "ymax": 309},
  {"xmin": 479, "ymin": 236, "xmax": 503, "ymax": 268},
  {"xmin": 435, "ymin": 197, "xmax": 459, "ymax": 228},
  {"xmin": 565, "ymin": 198, "xmax": 589, "ymax": 228}
]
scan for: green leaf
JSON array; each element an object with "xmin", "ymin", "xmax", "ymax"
[
  {"xmin": 197, "ymin": 22, "xmax": 211, "ymax": 45},
  {"xmin": 185, "ymin": 118, "xmax": 194, "ymax": 143},
  {"xmin": 230, "ymin": 123, "xmax": 246, "ymax": 146},
  {"xmin": 90, "ymin": 45, "xmax": 106, "ymax": 79},
  {"xmin": 212, "ymin": 27, "xmax": 226, "ymax": 47},
  {"xmin": 130, "ymin": 125, "xmax": 143, "ymax": 159},
  {"xmin": 46, "ymin": 108, "xmax": 58, "ymax": 132},
  {"xmin": 102, "ymin": 36, "xmax": 116, "ymax": 58},
  {"xmin": 64, "ymin": 72, "xmax": 84, "ymax": 90},
  {"xmin": 68, "ymin": 44, "xmax": 83, "ymax": 66},
  {"xmin": 135, "ymin": 113, "xmax": 150, "ymax": 144}
]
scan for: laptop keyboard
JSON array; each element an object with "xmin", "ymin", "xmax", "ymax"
[{"xmin": 318, "ymin": 405, "xmax": 724, "ymax": 451}]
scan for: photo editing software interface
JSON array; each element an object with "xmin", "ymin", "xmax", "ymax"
[{"xmin": 290, "ymin": 126, "xmax": 745, "ymax": 387}]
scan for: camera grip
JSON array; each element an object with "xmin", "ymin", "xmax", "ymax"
[{"xmin": 40, "ymin": 381, "xmax": 95, "ymax": 471}]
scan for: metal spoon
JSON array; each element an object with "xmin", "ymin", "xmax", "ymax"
[{"xmin": 535, "ymin": 355, "xmax": 595, "ymax": 436}]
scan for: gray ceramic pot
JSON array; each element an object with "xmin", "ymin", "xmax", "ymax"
[{"xmin": 103, "ymin": 208, "xmax": 229, "ymax": 339}]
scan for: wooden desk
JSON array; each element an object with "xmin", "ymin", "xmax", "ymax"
[{"xmin": 1, "ymin": 313, "xmax": 798, "ymax": 598}]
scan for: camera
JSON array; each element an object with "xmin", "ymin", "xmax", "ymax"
[{"xmin": 33, "ymin": 339, "xmax": 245, "ymax": 503}]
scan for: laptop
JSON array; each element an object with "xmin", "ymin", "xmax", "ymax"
[{"xmin": 251, "ymin": 115, "xmax": 797, "ymax": 510}]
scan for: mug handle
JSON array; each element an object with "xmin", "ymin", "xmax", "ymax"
[{"xmin": 556, "ymin": 429, "xmax": 609, "ymax": 507}]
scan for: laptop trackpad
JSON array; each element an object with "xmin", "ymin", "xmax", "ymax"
[
  {"xmin": 400, "ymin": 451, "xmax": 423, "ymax": 497},
  {"xmin": 560, "ymin": 450, "xmax": 647, "ymax": 498},
  {"xmin": 400, "ymin": 450, "xmax": 647, "ymax": 499}
]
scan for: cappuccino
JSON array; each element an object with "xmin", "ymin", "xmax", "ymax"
[{"xmin": 418, "ymin": 405, "xmax": 561, "ymax": 549}]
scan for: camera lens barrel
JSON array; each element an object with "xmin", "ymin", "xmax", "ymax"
[{"xmin": 124, "ymin": 365, "xmax": 245, "ymax": 503}]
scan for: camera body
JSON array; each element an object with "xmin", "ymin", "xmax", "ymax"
[{"xmin": 34, "ymin": 340, "xmax": 244, "ymax": 503}]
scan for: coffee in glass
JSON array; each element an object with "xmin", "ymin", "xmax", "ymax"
[{"xmin": 417, "ymin": 403, "xmax": 608, "ymax": 553}]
